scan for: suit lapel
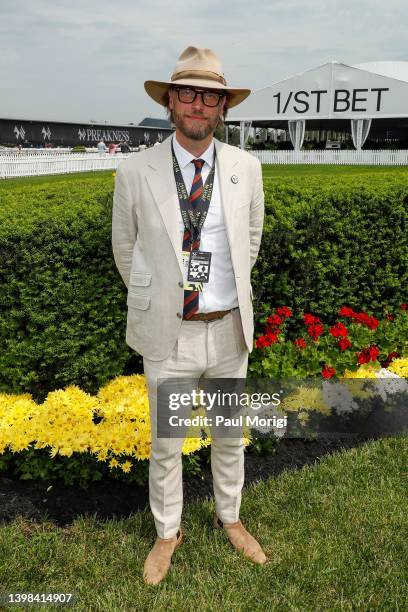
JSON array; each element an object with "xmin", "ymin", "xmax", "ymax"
[
  {"xmin": 145, "ymin": 137, "xmax": 184, "ymax": 276},
  {"xmin": 215, "ymin": 138, "xmax": 239, "ymax": 247}
]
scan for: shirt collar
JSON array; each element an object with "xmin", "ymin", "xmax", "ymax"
[{"xmin": 172, "ymin": 133, "xmax": 214, "ymax": 169}]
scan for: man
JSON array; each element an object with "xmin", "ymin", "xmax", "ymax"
[
  {"xmin": 112, "ymin": 46, "xmax": 265, "ymax": 585},
  {"xmin": 97, "ymin": 139, "xmax": 106, "ymax": 155}
]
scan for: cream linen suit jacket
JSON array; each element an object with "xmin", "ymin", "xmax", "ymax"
[{"xmin": 112, "ymin": 135, "xmax": 264, "ymax": 361}]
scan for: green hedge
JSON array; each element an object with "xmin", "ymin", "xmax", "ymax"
[
  {"xmin": 0, "ymin": 171, "xmax": 407, "ymax": 398},
  {"xmin": 0, "ymin": 176, "xmax": 139, "ymax": 401},
  {"xmin": 252, "ymin": 174, "xmax": 408, "ymax": 330}
]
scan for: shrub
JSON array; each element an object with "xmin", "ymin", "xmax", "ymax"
[
  {"xmin": 0, "ymin": 176, "xmax": 140, "ymax": 401},
  {"xmin": 253, "ymin": 175, "xmax": 408, "ymax": 330},
  {"xmin": 1, "ymin": 171, "xmax": 407, "ymax": 398}
]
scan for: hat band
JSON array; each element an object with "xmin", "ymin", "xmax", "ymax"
[{"xmin": 171, "ymin": 70, "xmax": 227, "ymax": 86}]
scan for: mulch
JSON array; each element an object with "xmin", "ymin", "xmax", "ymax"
[{"xmin": 0, "ymin": 437, "xmax": 370, "ymax": 527}]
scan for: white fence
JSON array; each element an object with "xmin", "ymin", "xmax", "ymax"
[
  {"xmin": 0, "ymin": 152, "xmax": 131, "ymax": 179},
  {"xmin": 0, "ymin": 148, "xmax": 87, "ymax": 156},
  {"xmin": 250, "ymin": 149, "xmax": 408, "ymax": 165},
  {"xmin": 1, "ymin": 148, "xmax": 408, "ymax": 178}
]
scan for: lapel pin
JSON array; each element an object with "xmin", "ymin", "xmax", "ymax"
[{"xmin": 231, "ymin": 175, "xmax": 239, "ymax": 184}]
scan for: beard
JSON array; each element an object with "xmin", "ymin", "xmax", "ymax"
[{"xmin": 171, "ymin": 108, "xmax": 220, "ymax": 141}]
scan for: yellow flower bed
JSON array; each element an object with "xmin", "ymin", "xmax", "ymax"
[
  {"xmin": 343, "ymin": 363, "xmax": 379, "ymax": 378},
  {"xmin": 388, "ymin": 358, "xmax": 408, "ymax": 378},
  {"xmin": 0, "ymin": 375, "xmax": 211, "ymax": 474},
  {"xmin": 1, "ymin": 361, "xmax": 406, "ymax": 474}
]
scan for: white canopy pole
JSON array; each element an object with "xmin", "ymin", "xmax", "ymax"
[
  {"xmin": 351, "ymin": 119, "xmax": 372, "ymax": 149},
  {"xmin": 239, "ymin": 120, "xmax": 252, "ymax": 149},
  {"xmin": 288, "ymin": 120, "xmax": 305, "ymax": 150}
]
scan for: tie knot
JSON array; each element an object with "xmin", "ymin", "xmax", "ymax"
[{"xmin": 192, "ymin": 158, "xmax": 205, "ymax": 170}]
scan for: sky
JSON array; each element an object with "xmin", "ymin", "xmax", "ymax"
[{"xmin": 1, "ymin": 0, "xmax": 407, "ymax": 126}]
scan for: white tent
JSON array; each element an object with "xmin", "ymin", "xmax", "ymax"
[{"xmin": 227, "ymin": 61, "xmax": 408, "ymax": 150}]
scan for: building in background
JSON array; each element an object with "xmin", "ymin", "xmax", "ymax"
[{"xmin": 0, "ymin": 117, "xmax": 173, "ymax": 148}]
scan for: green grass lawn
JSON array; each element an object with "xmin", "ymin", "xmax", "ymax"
[
  {"xmin": 0, "ymin": 164, "xmax": 407, "ymax": 191},
  {"xmin": 261, "ymin": 164, "xmax": 408, "ymax": 178},
  {"xmin": 0, "ymin": 170, "xmax": 114, "ymax": 190},
  {"xmin": 1, "ymin": 165, "xmax": 406, "ymax": 610},
  {"xmin": 0, "ymin": 437, "xmax": 406, "ymax": 611}
]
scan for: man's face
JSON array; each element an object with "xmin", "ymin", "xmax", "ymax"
[{"xmin": 168, "ymin": 86, "xmax": 226, "ymax": 141}]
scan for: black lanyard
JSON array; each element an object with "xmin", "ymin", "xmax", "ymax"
[{"xmin": 171, "ymin": 140, "xmax": 216, "ymax": 245}]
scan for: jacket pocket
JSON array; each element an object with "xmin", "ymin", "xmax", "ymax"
[
  {"xmin": 130, "ymin": 271, "xmax": 152, "ymax": 287},
  {"xmin": 127, "ymin": 292, "xmax": 150, "ymax": 310}
]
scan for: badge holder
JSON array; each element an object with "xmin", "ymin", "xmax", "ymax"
[{"xmin": 182, "ymin": 250, "xmax": 212, "ymax": 292}]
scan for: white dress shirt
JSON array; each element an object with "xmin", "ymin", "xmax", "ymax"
[{"xmin": 172, "ymin": 134, "xmax": 238, "ymax": 313}]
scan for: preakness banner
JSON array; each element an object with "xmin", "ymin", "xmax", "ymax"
[
  {"xmin": 0, "ymin": 118, "xmax": 172, "ymax": 147},
  {"xmin": 157, "ymin": 377, "xmax": 408, "ymax": 439}
]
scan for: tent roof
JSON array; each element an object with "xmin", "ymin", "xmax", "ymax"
[
  {"xmin": 227, "ymin": 60, "xmax": 408, "ymax": 125},
  {"xmin": 138, "ymin": 117, "xmax": 172, "ymax": 129},
  {"xmin": 352, "ymin": 61, "xmax": 408, "ymax": 83}
]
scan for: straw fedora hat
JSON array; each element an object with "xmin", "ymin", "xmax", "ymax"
[{"xmin": 144, "ymin": 46, "xmax": 251, "ymax": 109}]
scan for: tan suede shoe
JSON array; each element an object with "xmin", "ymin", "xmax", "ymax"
[
  {"xmin": 143, "ymin": 528, "xmax": 183, "ymax": 585},
  {"xmin": 213, "ymin": 514, "xmax": 267, "ymax": 564}
]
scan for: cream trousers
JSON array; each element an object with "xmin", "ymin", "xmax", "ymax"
[{"xmin": 143, "ymin": 308, "xmax": 249, "ymax": 538}]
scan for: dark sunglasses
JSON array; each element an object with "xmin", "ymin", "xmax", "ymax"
[{"xmin": 172, "ymin": 86, "xmax": 226, "ymax": 107}]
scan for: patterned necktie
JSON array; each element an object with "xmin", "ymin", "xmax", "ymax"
[{"xmin": 182, "ymin": 158, "xmax": 205, "ymax": 319}]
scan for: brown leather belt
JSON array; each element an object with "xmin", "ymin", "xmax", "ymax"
[{"xmin": 184, "ymin": 309, "xmax": 233, "ymax": 322}]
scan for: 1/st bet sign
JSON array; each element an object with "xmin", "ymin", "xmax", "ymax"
[
  {"xmin": 274, "ymin": 88, "xmax": 390, "ymax": 114},
  {"xmin": 230, "ymin": 62, "xmax": 408, "ymax": 121}
]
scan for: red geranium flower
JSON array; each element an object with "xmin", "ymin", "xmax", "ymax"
[
  {"xmin": 276, "ymin": 306, "xmax": 292, "ymax": 318},
  {"xmin": 307, "ymin": 323, "xmax": 324, "ymax": 340},
  {"xmin": 303, "ymin": 313, "xmax": 321, "ymax": 325},
  {"xmin": 386, "ymin": 314, "xmax": 394, "ymax": 321},
  {"xmin": 294, "ymin": 338, "xmax": 307, "ymax": 349},
  {"xmin": 367, "ymin": 315, "xmax": 378, "ymax": 329},
  {"xmin": 367, "ymin": 317, "xmax": 379, "ymax": 330},
  {"xmin": 256, "ymin": 332, "xmax": 279, "ymax": 349},
  {"xmin": 357, "ymin": 350, "xmax": 370, "ymax": 365},
  {"xmin": 368, "ymin": 346, "xmax": 380, "ymax": 361},
  {"xmin": 329, "ymin": 322, "xmax": 348, "ymax": 338},
  {"xmin": 322, "ymin": 365, "xmax": 336, "ymax": 379},
  {"xmin": 266, "ymin": 325, "xmax": 281, "ymax": 336},
  {"xmin": 381, "ymin": 351, "xmax": 400, "ymax": 368},
  {"xmin": 338, "ymin": 338, "xmax": 351, "ymax": 351},
  {"xmin": 255, "ymin": 335, "xmax": 268, "ymax": 349},
  {"xmin": 352, "ymin": 311, "xmax": 379, "ymax": 330},
  {"xmin": 357, "ymin": 345, "xmax": 380, "ymax": 364},
  {"xmin": 401, "ymin": 303, "xmax": 407, "ymax": 310},
  {"xmin": 266, "ymin": 332, "xmax": 279, "ymax": 344},
  {"xmin": 339, "ymin": 307, "xmax": 379, "ymax": 330},
  {"xmin": 267, "ymin": 314, "xmax": 283, "ymax": 326},
  {"xmin": 338, "ymin": 306, "xmax": 356, "ymax": 318}
]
